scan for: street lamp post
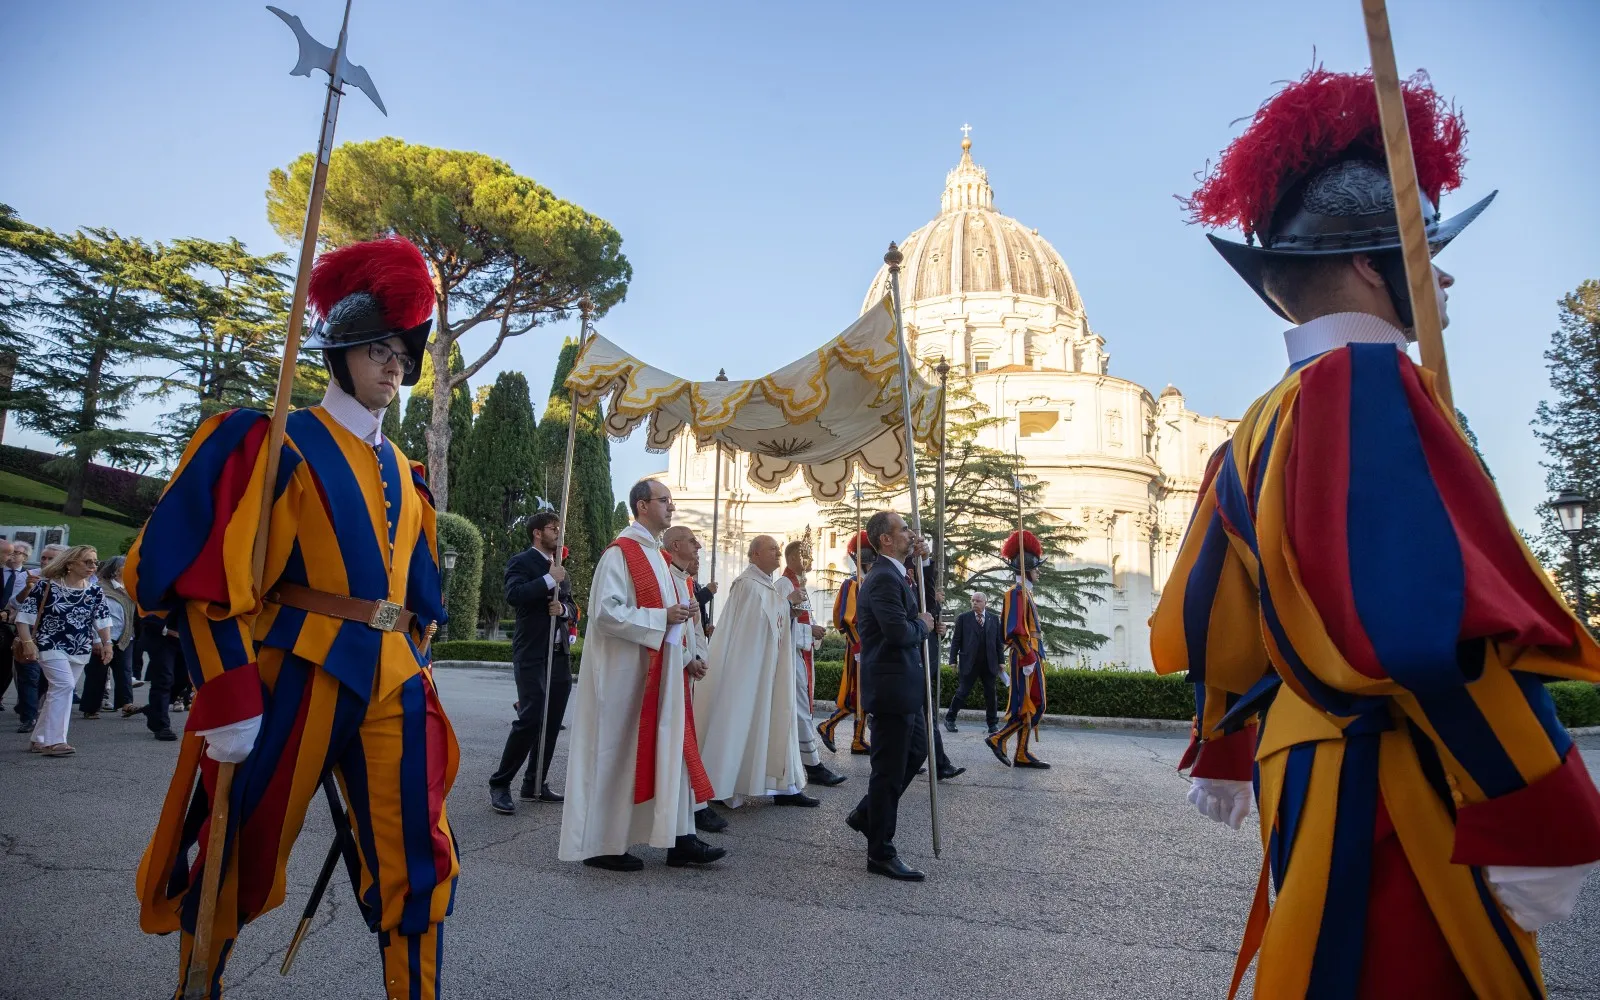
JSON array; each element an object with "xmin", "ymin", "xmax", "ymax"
[
  {"xmin": 1553, "ymin": 487, "xmax": 1589, "ymax": 626},
  {"xmin": 441, "ymin": 546, "xmax": 461, "ymax": 636}
]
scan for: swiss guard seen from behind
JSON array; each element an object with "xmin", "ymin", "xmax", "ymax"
[
  {"xmin": 1151, "ymin": 68, "xmax": 1600, "ymax": 999},
  {"xmin": 125, "ymin": 236, "xmax": 461, "ymax": 1000}
]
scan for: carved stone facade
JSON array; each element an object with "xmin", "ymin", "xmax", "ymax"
[{"xmin": 657, "ymin": 137, "xmax": 1236, "ymax": 669}]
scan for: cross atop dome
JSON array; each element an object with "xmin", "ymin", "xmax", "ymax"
[{"xmin": 941, "ymin": 125, "xmax": 992, "ymax": 213}]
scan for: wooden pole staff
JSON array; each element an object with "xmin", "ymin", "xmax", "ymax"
[
  {"xmin": 708, "ymin": 368, "xmax": 730, "ymax": 621},
  {"xmin": 533, "ymin": 303, "xmax": 592, "ymax": 802},
  {"xmin": 188, "ymin": 4, "xmax": 373, "ymax": 996},
  {"xmin": 933, "ymin": 358, "xmax": 949, "ymax": 717},
  {"xmin": 885, "ymin": 242, "xmax": 941, "ymax": 859},
  {"xmin": 1362, "ymin": 0, "xmax": 1452, "ymax": 409},
  {"xmin": 852, "ymin": 479, "xmax": 866, "ymax": 744}
]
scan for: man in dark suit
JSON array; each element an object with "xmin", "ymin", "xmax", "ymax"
[
  {"xmin": 489, "ymin": 511, "xmax": 577, "ymax": 815},
  {"xmin": 945, "ymin": 592, "xmax": 1003, "ymax": 734},
  {"xmin": 846, "ymin": 510, "xmax": 936, "ymax": 881}
]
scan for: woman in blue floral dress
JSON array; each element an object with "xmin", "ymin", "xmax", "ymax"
[{"xmin": 15, "ymin": 545, "xmax": 112, "ymax": 756}]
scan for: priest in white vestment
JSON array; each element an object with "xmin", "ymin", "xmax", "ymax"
[
  {"xmin": 774, "ymin": 540, "xmax": 847, "ymax": 788},
  {"xmin": 558, "ymin": 480, "xmax": 727, "ymax": 871},
  {"xmin": 693, "ymin": 536, "xmax": 817, "ymax": 809},
  {"xmin": 662, "ymin": 526, "xmax": 734, "ymax": 834}
]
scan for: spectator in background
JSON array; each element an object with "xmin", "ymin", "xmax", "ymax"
[
  {"xmin": 125, "ymin": 613, "xmax": 182, "ymax": 740},
  {"xmin": 0, "ymin": 540, "xmax": 14, "ymax": 713},
  {"xmin": 5, "ymin": 540, "xmax": 41, "ymax": 732},
  {"xmin": 81, "ymin": 555, "xmax": 136, "ymax": 718},
  {"xmin": 15, "ymin": 545, "xmax": 113, "ymax": 756}
]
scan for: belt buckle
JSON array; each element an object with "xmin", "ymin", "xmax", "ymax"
[{"xmin": 368, "ymin": 599, "xmax": 403, "ymax": 632}]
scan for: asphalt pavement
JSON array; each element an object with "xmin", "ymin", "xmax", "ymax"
[{"xmin": 1, "ymin": 667, "xmax": 1596, "ymax": 999}]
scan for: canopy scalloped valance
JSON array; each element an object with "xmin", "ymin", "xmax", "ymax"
[{"xmin": 564, "ymin": 295, "xmax": 943, "ymax": 502}]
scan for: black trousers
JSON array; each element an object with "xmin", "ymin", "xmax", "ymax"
[
  {"xmin": 138, "ymin": 622, "xmax": 183, "ymax": 734},
  {"xmin": 489, "ymin": 654, "xmax": 572, "ymax": 791},
  {"xmin": 853, "ymin": 710, "xmax": 928, "ymax": 862},
  {"xmin": 81, "ymin": 644, "xmax": 134, "ymax": 715},
  {"xmin": 946, "ymin": 667, "xmax": 1000, "ymax": 728}
]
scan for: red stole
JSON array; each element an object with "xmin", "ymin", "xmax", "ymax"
[
  {"xmin": 783, "ymin": 568, "xmax": 815, "ymax": 713},
  {"xmin": 610, "ymin": 538, "xmax": 714, "ymax": 806}
]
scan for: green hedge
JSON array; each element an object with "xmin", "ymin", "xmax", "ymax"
[
  {"xmin": 811, "ymin": 661, "xmax": 1194, "ymax": 721},
  {"xmin": 435, "ymin": 512, "xmax": 483, "ymax": 642},
  {"xmin": 1550, "ymin": 681, "xmax": 1600, "ymax": 729},
  {"xmin": 434, "ymin": 637, "xmax": 583, "ymax": 670}
]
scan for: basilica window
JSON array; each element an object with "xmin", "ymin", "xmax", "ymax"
[
  {"xmin": 972, "ymin": 354, "xmax": 991, "ymax": 373},
  {"xmin": 1018, "ymin": 410, "xmax": 1059, "ymax": 437}
]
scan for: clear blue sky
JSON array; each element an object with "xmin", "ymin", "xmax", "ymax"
[{"xmin": 3, "ymin": 0, "xmax": 1596, "ymax": 533}]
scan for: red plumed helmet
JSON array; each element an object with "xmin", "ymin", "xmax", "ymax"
[
  {"xmin": 1186, "ymin": 67, "xmax": 1466, "ymax": 241},
  {"xmin": 561, "ymin": 546, "xmax": 570, "ymax": 561},
  {"xmin": 303, "ymin": 237, "xmax": 436, "ymax": 385},
  {"xmin": 1001, "ymin": 530, "xmax": 1042, "ymax": 562},
  {"xmin": 845, "ymin": 530, "xmax": 871, "ymax": 557}
]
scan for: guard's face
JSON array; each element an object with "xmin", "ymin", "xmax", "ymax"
[
  {"xmin": 344, "ymin": 335, "xmax": 411, "ymax": 410},
  {"xmin": 1434, "ymin": 264, "xmax": 1454, "ymax": 330}
]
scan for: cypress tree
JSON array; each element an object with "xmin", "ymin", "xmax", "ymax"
[
  {"xmin": 1533, "ymin": 279, "xmax": 1600, "ymax": 614},
  {"xmin": 456, "ymin": 371, "xmax": 539, "ymax": 626}
]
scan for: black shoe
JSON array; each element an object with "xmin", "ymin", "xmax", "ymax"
[
  {"xmin": 538, "ymin": 784, "xmax": 564, "ymax": 803},
  {"xmin": 916, "ymin": 766, "xmax": 927, "ymax": 775},
  {"xmin": 867, "ymin": 856, "xmax": 925, "ymax": 881},
  {"xmin": 944, "ymin": 718, "xmax": 958, "ymax": 733},
  {"xmin": 805, "ymin": 763, "xmax": 847, "ymax": 787},
  {"xmin": 153, "ymin": 729, "xmax": 177, "ymax": 742},
  {"xmin": 816, "ymin": 726, "xmax": 837, "ymax": 754},
  {"xmin": 522, "ymin": 784, "xmax": 562, "ymax": 802},
  {"xmin": 666, "ymin": 835, "xmax": 727, "ymax": 867},
  {"xmin": 15, "ymin": 721, "xmax": 33, "ymax": 734},
  {"xmin": 1016, "ymin": 758, "xmax": 1052, "ymax": 769},
  {"xmin": 986, "ymin": 723, "xmax": 1000, "ymax": 735},
  {"xmin": 490, "ymin": 786, "xmax": 516, "ymax": 815},
  {"xmin": 985, "ymin": 734, "xmax": 1012, "ymax": 767},
  {"xmin": 583, "ymin": 853, "xmax": 643, "ymax": 872},
  {"xmin": 694, "ymin": 806, "xmax": 729, "ymax": 833},
  {"xmin": 937, "ymin": 765, "xmax": 966, "ymax": 781},
  {"xmin": 773, "ymin": 792, "xmax": 821, "ymax": 807},
  {"xmin": 850, "ymin": 744, "xmax": 871, "ymax": 756},
  {"xmin": 845, "ymin": 809, "xmax": 867, "ymax": 836}
]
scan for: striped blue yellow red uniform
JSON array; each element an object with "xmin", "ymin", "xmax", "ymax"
[
  {"xmin": 126, "ymin": 406, "xmax": 460, "ymax": 1000},
  {"xmin": 817, "ymin": 576, "xmax": 870, "ymax": 753},
  {"xmin": 1152, "ymin": 343, "xmax": 1600, "ymax": 999},
  {"xmin": 987, "ymin": 583, "xmax": 1047, "ymax": 765}
]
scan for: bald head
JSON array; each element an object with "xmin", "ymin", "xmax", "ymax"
[
  {"xmin": 748, "ymin": 535, "xmax": 781, "ymax": 575},
  {"xmin": 662, "ymin": 525, "xmax": 701, "ymax": 575}
]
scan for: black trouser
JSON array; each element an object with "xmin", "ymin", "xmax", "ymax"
[
  {"xmin": 81, "ymin": 643, "xmax": 134, "ymax": 714},
  {"xmin": 853, "ymin": 710, "xmax": 928, "ymax": 862},
  {"xmin": 946, "ymin": 667, "xmax": 999, "ymax": 728},
  {"xmin": 139, "ymin": 623, "xmax": 182, "ymax": 734},
  {"xmin": 489, "ymin": 653, "xmax": 572, "ymax": 791}
]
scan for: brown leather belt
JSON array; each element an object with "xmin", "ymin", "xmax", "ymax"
[{"xmin": 267, "ymin": 582, "xmax": 415, "ymax": 633}]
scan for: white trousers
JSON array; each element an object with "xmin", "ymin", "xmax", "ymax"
[
  {"xmin": 795, "ymin": 647, "xmax": 820, "ymax": 767},
  {"xmin": 33, "ymin": 651, "xmax": 89, "ymax": 748}
]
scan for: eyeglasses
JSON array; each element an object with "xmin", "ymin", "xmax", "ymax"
[{"xmin": 367, "ymin": 342, "xmax": 418, "ymax": 376}]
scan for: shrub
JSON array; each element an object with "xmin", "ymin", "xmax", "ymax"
[
  {"xmin": 1550, "ymin": 681, "xmax": 1600, "ymax": 729},
  {"xmin": 816, "ymin": 632, "xmax": 847, "ymax": 662},
  {"xmin": 435, "ymin": 512, "xmax": 483, "ymax": 642},
  {"xmin": 811, "ymin": 661, "xmax": 1194, "ymax": 721}
]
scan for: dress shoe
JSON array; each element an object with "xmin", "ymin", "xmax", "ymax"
[
  {"xmin": 666, "ymin": 834, "xmax": 727, "ymax": 867},
  {"xmin": 805, "ymin": 763, "xmax": 847, "ymax": 787},
  {"xmin": 845, "ymin": 809, "xmax": 867, "ymax": 836},
  {"xmin": 1016, "ymin": 758, "xmax": 1052, "ymax": 769},
  {"xmin": 773, "ymin": 791, "xmax": 821, "ymax": 807},
  {"xmin": 867, "ymin": 855, "xmax": 925, "ymax": 882},
  {"xmin": 916, "ymin": 766, "xmax": 927, "ymax": 775},
  {"xmin": 538, "ymin": 784, "xmax": 564, "ymax": 802},
  {"xmin": 944, "ymin": 718, "xmax": 958, "ymax": 733},
  {"xmin": 816, "ymin": 727, "xmax": 838, "ymax": 754},
  {"xmin": 694, "ymin": 806, "xmax": 729, "ymax": 833},
  {"xmin": 583, "ymin": 853, "xmax": 644, "ymax": 872},
  {"xmin": 153, "ymin": 729, "xmax": 177, "ymax": 742},
  {"xmin": 937, "ymin": 765, "xmax": 967, "ymax": 781},
  {"xmin": 490, "ymin": 786, "xmax": 516, "ymax": 815},
  {"xmin": 15, "ymin": 721, "xmax": 33, "ymax": 734},
  {"xmin": 985, "ymin": 734, "xmax": 1012, "ymax": 767}
]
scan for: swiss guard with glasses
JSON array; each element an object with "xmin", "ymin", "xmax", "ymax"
[{"xmin": 126, "ymin": 236, "xmax": 460, "ymax": 1000}]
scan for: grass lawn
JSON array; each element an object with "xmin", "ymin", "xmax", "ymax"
[
  {"xmin": 0, "ymin": 500, "xmax": 134, "ymax": 555},
  {"xmin": 0, "ymin": 470, "xmax": 125, "ymax": 516}
]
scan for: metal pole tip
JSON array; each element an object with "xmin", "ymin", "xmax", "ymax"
[{"xmin": 884, "ymin": 242, "xmax": 904, "ymax": 269}]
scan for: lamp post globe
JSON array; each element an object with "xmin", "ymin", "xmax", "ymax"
[{"xmin": 1551, "ymin": 487, "xmax": 1590, "ymax": 626}]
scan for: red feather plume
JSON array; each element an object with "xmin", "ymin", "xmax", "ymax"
[
  {"xmin": 845, "ymin": 530, "xmax": 871, "ymax": 557},
  {"xmin": 1185, "ymin": 68, "xmax": 1467, "ymax": 241},
  {"xmin": 1001, "ymin": 531, "xmax": 1042, "ymax": 560},
  {"xmin": 307, "ymin": 236, "xmax": 436, "ymax": 329}
]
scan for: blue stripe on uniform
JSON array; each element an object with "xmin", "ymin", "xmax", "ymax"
[
  {"xmin": 285, "ymin": 410, "xmax": 388, "ymax": 601},
  {"xmin": 1306, "ymin": 732, "xmax": 1382, "ymax": 1000},
  {"xmin": 398, "ymin": 673, "xmax": 440, "ymax": 935}
]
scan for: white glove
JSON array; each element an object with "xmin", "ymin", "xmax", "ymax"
[
  {"xmin": 1187, "ymin": 777, "xmax": 1253, "ymax": 830},
  {"xmin": 1485, "ymin": 863, "xmax": 1598, "ymax": 933},
  {"xmin": 197, "ymin": 715, "xmax": 263, "ymax": 764}
]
